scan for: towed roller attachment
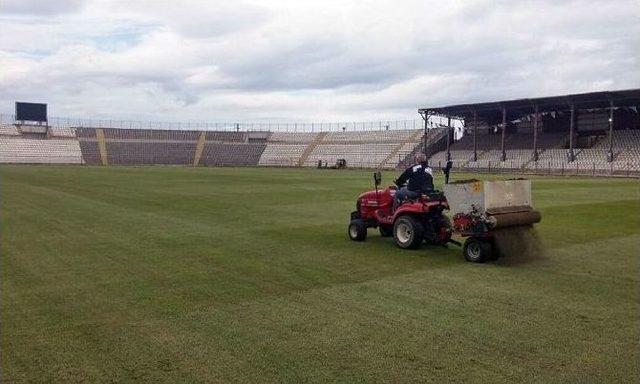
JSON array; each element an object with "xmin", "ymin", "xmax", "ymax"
[
  {"xmin": 486, "ymin": 208, "xmax": 541, "ymax": 229},
  {"xmin": 444, "ymin": 180, "xmax": 542, "ymax": 230},
  {"xmin": 444, "ymin": 179, "xmax": 542, "ymax": 262}
]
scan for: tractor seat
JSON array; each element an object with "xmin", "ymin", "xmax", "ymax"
[{"xmin": 422, "ymin": 190, "xmax": 445, "ymax": 201}]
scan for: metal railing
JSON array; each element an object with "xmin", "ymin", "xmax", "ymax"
[{"xmin": 0, "ymin": 113, "xmax": 431, "ymax": 133}]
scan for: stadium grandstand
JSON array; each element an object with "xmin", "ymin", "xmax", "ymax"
[
  {"xmin": 1, "ymin": 89, "xmax": 639, "ymax": 176},
  {"xmin": 419, "ymin": 89, "xmax": 640, "ymax": 176},
  {"xmin": 0, "ymin": 117, "xmax": 431, "ymax": 170}
]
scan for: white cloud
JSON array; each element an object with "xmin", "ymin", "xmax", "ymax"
[{"xmin": 0, "ymin": 0, "xmax": 638, "ymax": 121}]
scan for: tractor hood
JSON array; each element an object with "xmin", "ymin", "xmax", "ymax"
[{"xmin": 358, "ymin": 187, "xmax": 395, "ymax": 207}]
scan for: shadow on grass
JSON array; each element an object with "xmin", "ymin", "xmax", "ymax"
[{"xmin": 348, "ymin": 230, "xmax": 468, "ymax": 267}]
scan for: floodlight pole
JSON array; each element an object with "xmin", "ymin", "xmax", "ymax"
[{"xmin": 501, "ymin": 105, "xmax": 507, "ymax": 161}]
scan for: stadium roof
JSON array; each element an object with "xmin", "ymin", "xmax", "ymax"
[{"xmin": 419, "ymin": 89, "xmax": 640, "ymax": 122}]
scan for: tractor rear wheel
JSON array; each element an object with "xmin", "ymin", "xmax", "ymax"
[
  {"xmin": 348, "ymin": 219, "xmax": 367, "ymax": 241},
  {"xmin": 393, "ymin": 216, "xmax": 424, "ymax": 249},
  {"xmin": 463, "ymin": 237, "xmax": 492, "ymax": 263},
  {"xmin": 425, "ymin": 214, "xmax": 453, "ymax": 246}
]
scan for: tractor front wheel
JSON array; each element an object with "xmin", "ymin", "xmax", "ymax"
[
  {"xmin": 393, "ymin": 216, "xmax": 424, "ymax": 249},
  {"xmin": 348, "ymin": 219, "xmax": 367, "ymax": 241},
  {"xmin": 463, "ymin": 237, "xmax": 492, "ymax": 263}
]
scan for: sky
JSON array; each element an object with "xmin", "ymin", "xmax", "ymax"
[{"xmin": 0, "ymin": 0, "xmax": 638, "ymax": 123}]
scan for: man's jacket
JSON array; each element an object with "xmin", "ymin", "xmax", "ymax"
[{"xmin": 394, "ymin": 162, "xmax": 434, "ymax": 192}]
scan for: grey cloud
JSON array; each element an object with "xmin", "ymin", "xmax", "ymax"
[
  {"xmin": 195, "ymin": 1, "xmax": 639, "ymax": 96},
  {"xmin": 168, "ymin": 4, "xmax": 270, "ymax": 38},
  {"xmin": 2, "ymin": 0, "xmax": 84, "ymax": 15},
  {"xmin": 116, "ymin": 1, "xmax": 271, "ymax": 39}
]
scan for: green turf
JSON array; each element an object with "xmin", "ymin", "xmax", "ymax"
[{"xmin": 1, "ymin": 166, "xmax": 638, "ymax": 383}]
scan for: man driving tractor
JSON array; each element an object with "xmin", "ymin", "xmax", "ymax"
[{"xmin": 393, "ymin": 153, "xmax": 434, "ymax": 211}]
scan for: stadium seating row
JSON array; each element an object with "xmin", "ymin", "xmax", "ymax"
[
  {"xmin": 427, "ymin": 130, "xmax": 640, "ymax": 174},
  {"xmin": 0, "ymin": 124, "xmax": 20, "ymax": 136},
  {"xmin": 200, "ymin": 143, "xmax": 266, "ymax": 166},
  {"xmin": 303, "ymin": 143, "xmax": 399, "ymax": 168},
  {"xmin": 259, "ymin": 129, "xmax": 424, "ymax": 168},
  {"xmin": 323, "ymin": 129, "xmax": 418, "ymax": 143},
  {"xmin": 0, "ymin": 137, "xmax": 82, "ymax": 164},
  {"xmin": 268, "ymin": 131, "xmax": 319, "ymax": 143},
  {"xmin": 107, "ymin": 142, "xmax": 197, "ymax": 165},
  {"xmin": 258, "ymin": 144, "xmax": 306, "ymax": 166},
  {"xmin": 101, "ymin": 128, "xmax": 201, "ymax": 141},
  {"xmin": 48, "ymin": 126, "xmax": 76, "ymax": 138}
]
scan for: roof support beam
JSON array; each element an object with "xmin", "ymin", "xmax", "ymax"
[
  {"xmin": 608, "ymin": 99, "xmax": 614, "ymax": 162},
  {"xmin": 420, "ymin": 111, "xmax": 430, "ymax": 158},
  {"xmin": 568, "ymin": 104, "xmax": 575, "ymax": 162},
  {"xmin": 446, "ymin": 115, "xmax": 451, "ymax": 161},
  {"xmin": 533, "ymin": 104, "xmax": 539, "ymax": 162},
  {"xmin": 472, "ymin": 110, "xmax": 478, "ymax": 162}
]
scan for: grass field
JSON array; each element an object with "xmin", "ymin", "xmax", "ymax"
[{"xmin": 1, "ymin": 166, "xmax": 639, "ymax": 383}]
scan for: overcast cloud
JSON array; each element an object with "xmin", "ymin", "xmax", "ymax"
[{"xmin": 0, "ymin": 0, "xmax": 638, "ymax": 122}]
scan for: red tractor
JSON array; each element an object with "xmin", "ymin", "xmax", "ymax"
[
  {"xmin": 348, "ymin": 173, "xmax": 542, "ymax": 263},
  {"xmin": 348, "ymin": 172, "xmax": 453, "ymax": 249}
]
